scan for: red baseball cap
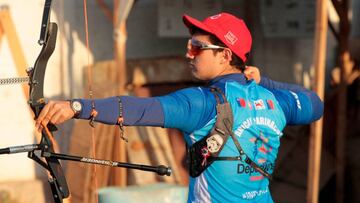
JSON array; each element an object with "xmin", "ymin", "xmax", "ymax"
[{"xmin": 183, "ymin": 12, "xmax": 252, "ymax": 62}]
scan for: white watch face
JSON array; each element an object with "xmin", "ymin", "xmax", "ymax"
[{"xmin": 72, "ymin": 101, "xmax": 82, "ymax": 112}]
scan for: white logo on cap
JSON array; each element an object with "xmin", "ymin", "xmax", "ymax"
[
  {"xmin": 224, "ymin": 31, "xmax": 238, "ymax": 45},
  {"xmin": 210, "ymin": 14, "xmax": 222, "ymax": 19}
]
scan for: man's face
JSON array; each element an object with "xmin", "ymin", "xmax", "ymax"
[{"xmin": 186, "ymin": 34, "xmax": 226, "ymax": 81}]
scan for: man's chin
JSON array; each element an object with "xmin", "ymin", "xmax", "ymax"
[
  {"xmin": 191, "ymin": 70, "xmax": 199, "ymax": 78},
  {"xmin": 191, "ymin": 72, "xmax": 206, "ymax": 81}
]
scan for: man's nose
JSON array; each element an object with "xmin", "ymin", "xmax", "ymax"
[{"xmin": 185, "ymin": 51, "xmax": 195, "ymax": 59}]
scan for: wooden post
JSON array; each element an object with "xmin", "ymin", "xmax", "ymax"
[
  {"xmin": 306, "ymin": 0, "xmax": 328, "ymax": 202},
  {"xmin": 0, "ymin": 19, "xmax": 3, "ymax": 45},
  {"xmin": 0, "ymin": 5, "xmax": 29, "ymax": 97},
  {"xmin": 112, "ymin": 20, "xmax": 128, "ymax": 187},
  {"xmin": 112, "ymin": 0, "xmax": 133, "ymax": 187},
  {"xmin": 333, "ymin": 0, "xmax": 351, "ymax": 202}
]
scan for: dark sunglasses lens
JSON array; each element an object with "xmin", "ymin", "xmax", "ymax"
[
  {"xmin": 190, "ymin": 46, "xmax": 201, "ymax": 56},
  {"xmin": 189, "ymin": 40, "xmax": 202, "ymax": 56}
]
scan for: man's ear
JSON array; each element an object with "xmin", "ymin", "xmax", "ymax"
[{"xmin": 223, "ymin": 48, "xmax": 232, "ymax": 62}]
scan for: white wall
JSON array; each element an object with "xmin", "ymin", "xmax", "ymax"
[{"xmin": 0, "ymin": 0, "xmax": 44, "ymax": 182}]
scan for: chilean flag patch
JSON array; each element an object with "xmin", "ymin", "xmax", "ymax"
[
  {"xmin": 267, "ymin": 99, "xmax": 274, "ymax": 110},
  {"xmin": 237, "ymin": 98, "xmax": 246, "ymax": 107}
]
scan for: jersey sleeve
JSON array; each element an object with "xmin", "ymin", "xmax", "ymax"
[
  {"xmin": 77, "ymin": 87, "xmax": 216, "ymax": 131},
  {"xmin": 259, "ymin": 76, "xmax": 324, "ymax": 124},
  {"xmin": 77, "ymin": 96, "xmax": 164, "ymax": 126},
  {"xmin": 259, "ymin": 76, "xmax": 307, "ymax": 92},
  {"xmin": 157, "ymin": 87, "xmax": 216, "ymax": 133},
  {"xmin": 269, "ymin": 88, "xmax": 324, "ymax": 125}
]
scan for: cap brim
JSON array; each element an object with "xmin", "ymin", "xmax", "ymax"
[{"xmin": 183, "ymin": 14, "xmax": 213, "ymax": 35}]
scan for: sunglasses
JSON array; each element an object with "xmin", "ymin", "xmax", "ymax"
[{"xmin": 187, "ymin": 39, "xmax": 227, "ymax": 56}]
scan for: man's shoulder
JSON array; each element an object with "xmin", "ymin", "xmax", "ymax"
[{"xmin": 170, "ymin": 86, "xmax": 215, "ymax": 98}]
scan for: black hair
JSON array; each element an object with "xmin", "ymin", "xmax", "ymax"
[{"xmin": 190, "ymin": 27, "xmax": 247, "ymax": 71}]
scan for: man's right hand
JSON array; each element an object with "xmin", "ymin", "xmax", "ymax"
[{"xmin": 244, "ymin": 66, "xmax": 261, "ymax": 84}]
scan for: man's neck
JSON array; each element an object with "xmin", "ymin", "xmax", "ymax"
[{"xmin": 220, "ymin": 65, "xmax": 242, "ymax": 75}]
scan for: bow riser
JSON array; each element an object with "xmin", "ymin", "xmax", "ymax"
[{"xmin": 29, "ymin": 22, "xmax": 58, "ymax": 118}]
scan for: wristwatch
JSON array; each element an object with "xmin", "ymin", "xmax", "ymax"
[{"xmin": 70, "ymin": 100, "xmax": 82, "ymax": 118}]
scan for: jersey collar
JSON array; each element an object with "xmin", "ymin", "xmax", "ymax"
[{"xmin": 207, "ymin": 73, "xmax": 247, "ymax": 86}]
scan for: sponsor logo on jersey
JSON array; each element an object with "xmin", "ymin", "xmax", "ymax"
[
  {"xmin": 241, "ymin": 189, "xmax": 268, "ymax": 199},
  {"xmin": 290, "ymin": 91, "xmax": 302, "ymax": 109},
  {"xmin": 259, "ymin": 131, "xmax": 269, "ymax": 143},
  {"xmin": 249, "ymin": 137, "xmax": 257, "ymax": 143},
  {"xmin": 235, "ymin": 116, "xmax": 283, "ymax": 137},
  {"xmin": 257, "ymin": 158, "xmax": 267, "ymax": 164},
  {"xmin": 258, "ymin": 144, "xmax": 270, "ymax": 154},
  {"xmin": 250, "ymin": 175, "xmax": 264, "ymax": 181},
  {"xmin": 237, "ymin": 162, "xmax": 274, "ymax": 176},
  {"xmin": 253, "ymin": 99, "xmax": 265, "ymax": 110}
]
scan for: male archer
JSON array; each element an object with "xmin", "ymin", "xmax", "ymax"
[{"xmin": 36, "ymin": 13, "xmax": 323, "ymax": 202}]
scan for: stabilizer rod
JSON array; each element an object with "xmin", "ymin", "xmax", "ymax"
[
  {"xmin": 0, "ymin": 144, "xmax": 172, "ymax": 176},
  {"xmin": 0, "ymin": 144, "xmax": 40, "ymax": 154},
  {"xmin": 42, "ymin": 151, "xmax": 172, "ymax": 176}
]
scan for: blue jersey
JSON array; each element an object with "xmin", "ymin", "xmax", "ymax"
[
  {"xmin": 159, "ymin": 80, "xmax": 285, "ymax": 202},
  {"xmin": 76, "ymin": 73, "xmax": 323, "ymax": 203}
]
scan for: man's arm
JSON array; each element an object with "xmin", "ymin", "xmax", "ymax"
[
  {"xmin": 259, "ymin": 76, "xmax": 307, "ymax": 92},
  {"xmin": 243, "ymin": 66, "xmax": 323, "ymax": 124},
  {"xmin": 244, "ymin": 66, "xmax": 308, "ymax": 92},
  {"xmin": 35, "ymin": 87, "xmax": 213, "ymax": 134},
  {"xmin": 269, "ymin": 87, "xmax": 323, "ymax": 125},
  {"xmin": 256, "ymin": 75, "xmax": 323, "ymax": 124},
  {"xmin": 76, "ymin": 96, "xmax": 165, "ymax": 126},
  {"xmin": 35, "ymin": 96, "xmax": 165, "ymax": 132}
]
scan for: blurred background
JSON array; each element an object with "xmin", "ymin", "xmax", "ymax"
[{"xmin": 0, "ymin": 0, "xmax": 359, "ymax": 203}]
